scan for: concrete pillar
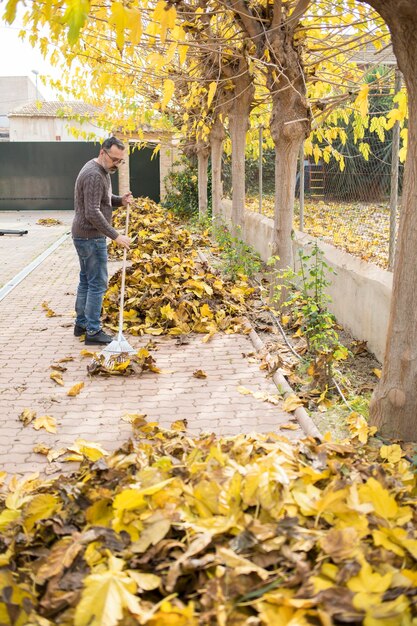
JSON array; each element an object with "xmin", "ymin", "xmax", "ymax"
[
  {"xmin": 159, "ymin": 139, "xmax": 180, "ymax": 201},
  {"xmin": 118, "ymin": 146, "xmax": 130, "ymax": 195}
]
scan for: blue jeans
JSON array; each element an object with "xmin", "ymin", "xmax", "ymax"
[{"xmin": 73, "ymin": 237, "xmax": 108, "ymax": 334}]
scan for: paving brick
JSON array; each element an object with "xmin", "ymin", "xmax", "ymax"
[{"xmin": 0, "ymin": 215, "xmax": 307, "ymax": 477}]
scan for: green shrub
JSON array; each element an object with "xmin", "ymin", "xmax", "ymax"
[{"xmin": 162, "ymin": 157, "xmax": 211, "ymax": 217}]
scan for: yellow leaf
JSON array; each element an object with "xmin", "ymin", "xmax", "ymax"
[
  {"xmin": 121, "ymin": 413, "xmax": 147, "ymax": 425},
  {"xmin": 126, "ymin": 7, "xmax": 142, "ymax": 45},
  {"xmin": 67, "ymin": 439, "xmax": 108, "ymax": 462},
  {"xmin": 379, "ymin": 444, "xmax": 403, "ymax": 464},
  {"xmin": 347, "ymin": 560, "xmax": 392, "ymax": 594},
  {"xmin": 131, "ymin": 513, "xmax": 171, "ymax": 553},
  {"xmin": 50, "ymin": 370, "xmax": 64, "ymax": 386},
  {"xmin": 237, "ymin": 386, "xmax": 252, "ymax": 396},
  {"xmin": 33, "ymin": 443, "xmax": 51, "ymax": 455},
  {"xmin": 67, "ymin": 381, "xmax": 85, "ymax": 397},
  {"xmin": 19, "ymin": 408, "xmax": 36, "ymax": 426},
  {"xmin": 373, "ymin": 368, "xmax": 381, "ymax": 378},
  {"xmin": 355, "ymin": 83, "xmax": 369, "ymax": 118},
  {"xmin": 280, "ymin": 423, "xmax": 299, "ymax": 430},
  {"xmin": 74, "ymin": 555, "xmax": 144, "ymax": 626},
  {"xmin": 358, "ymin": 477, "xmax": 398, "ymax": 520},
  {"xmin": 23, "ymin": 494, "xmax": 61, "ymax": 532},
  {"xmin": 161, "ymin": 78, "xmax": 175, "ymax": 111},
  {"xmin": 206, "ymin": 81, "xmax": 217, "ymax": 109},
  {"xmin": 193, "ymin": 369, "xmax": 207, "ymax": 379},
  {"xmin": 80, "ymin": 349, "xmax": 97, "ymax": 357},
  {"xmin": 33, "ymin": 415, "xmax": 57, "ymax": 434},
  {"xmin": 171, "ymin": 419, "xmax": 187, "ymax": 431},
  {"xmin": 127, "ymin": 571, "xmax": 161, "ymax": 591},
  {"xmin": 282, "ymin": 394, "xmax": 303, "ymax": 412}
]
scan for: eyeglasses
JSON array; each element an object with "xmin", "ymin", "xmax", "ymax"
[{"xmin": 103, "ymin": 148, "xmax": 125, "ymax": 165}]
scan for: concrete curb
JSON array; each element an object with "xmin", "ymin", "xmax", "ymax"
[
  {"xmin": 196, "ymin": 248, "xmax": 323, "ymax": 441},
  {"xmin": 0, "ymin": 231, "xmax": 70, "ymax": 302},
  {"xmin": 245, "ymin": 322, "xmax": 323, "ymax": 441}
]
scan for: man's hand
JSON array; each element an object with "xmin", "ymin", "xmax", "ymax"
[
  {"xmin": 115, "ymin": 234, "xmax": 130, "ymax": 249},
  {"xmin": 121, "ymin": 191, "xmax": 133, "ymax": 206}
]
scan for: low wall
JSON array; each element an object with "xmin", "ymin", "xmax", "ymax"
[{"xmin": 221, "ymin": 200, "xmax": 391, "ymax": 362}]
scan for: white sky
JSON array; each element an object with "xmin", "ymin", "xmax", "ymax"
[{"xmin": 0, "ymin": 22, "xmax": 68, "ymax": 101}]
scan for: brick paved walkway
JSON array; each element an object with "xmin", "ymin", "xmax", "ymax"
[{"xmin": 0, "ymin": 226, "xmax": 304, "ymax": 478}]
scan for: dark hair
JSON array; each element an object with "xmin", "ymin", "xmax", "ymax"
[{"xmin": 101, "ymin": 136, "xmax": 125, "ymax": 151}]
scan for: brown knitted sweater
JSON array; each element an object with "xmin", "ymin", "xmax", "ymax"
[{"xmin": 72, "ymin": 159, "xmax": 123, "ymax": 240}]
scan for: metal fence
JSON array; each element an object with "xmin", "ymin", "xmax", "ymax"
[{"xmin": 222, "ymin": 129, "xmax": 403, "ymax": 271}]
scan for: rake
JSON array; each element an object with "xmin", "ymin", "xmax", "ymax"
[{"xmin": 93, "ymin": 203, "xmax": 136, "ymax": 369}]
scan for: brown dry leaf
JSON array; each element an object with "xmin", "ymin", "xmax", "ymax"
[
  {"xmin": 50, "ymin": 371, "xmax": 64, "ymax": 386},
  {"xmin": 19, "ymin": 408, "xmax": 36, "ymax": 426},
  {"xmin": 193, "ymin": 369, "xmax": 207, "ymax": 379},
  {"xmin": 33, "ymin": 443, "xmax": 51, "ymax": 456},
  {"xmin": 33, "ymin": 415, "xmax": 57, "ymax": 434},
  {"xmin": 67, "ymin": 382, "xmax": 85, "ymax": 397},
  {"xmin": 50, "ymin": 364, "xmax": 67, "ymax": 372},
  {"xmin": 282, "ymin": 394, "xmax": 304, "ymax": 412}
]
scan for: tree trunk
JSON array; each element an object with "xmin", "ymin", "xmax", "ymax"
[
  {"xmin": 197, "ymin": 144, "xmax": 209, "ymax": 217},
  {"xmin": 210, "ymin": 117, "xmax": 225, "ymax": 220},
  {"xmin": 271, "ymin": 134, "xmax": 303, "ymax": 269},
  {"xmin": 267, "ymin": 29, "xmax": 310, "ymax": 270},
  {"xmin": 362, "ymin": 0, "xmax": 417, "ymax": 441},
  {"xmin": 228, "ymin": 73, "xmax": 254, "ymax": 236}
]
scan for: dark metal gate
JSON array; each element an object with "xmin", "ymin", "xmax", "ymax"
[
  {"xmin": 129, "ymin": 145, "xmax": 160, "ymax": 203},
  {"xmin": 0, "ymin": 142, "xmax": 160, "ymax": 211}
]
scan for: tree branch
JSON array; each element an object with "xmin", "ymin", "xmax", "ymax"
[
  {"xmin": 287, "ymin": 0, "xmax": 311, "ymax": 32},
  {"xmin": 223, "ymin": 0, "xmax": 263, "ymax": 41}
]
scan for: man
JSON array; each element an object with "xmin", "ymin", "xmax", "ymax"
[{"xmin": 72, "ymin": 136, "xmax": 133, "ymax": 345}]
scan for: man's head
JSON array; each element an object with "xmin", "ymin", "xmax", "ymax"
[{"xmin": 99, "ymin": 136, "xmax": 125, "ymax": 173}]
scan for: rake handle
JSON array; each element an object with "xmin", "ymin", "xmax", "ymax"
[{"xmin": 117, "ymin": 203, "xmax": 130, "ymax": 339}]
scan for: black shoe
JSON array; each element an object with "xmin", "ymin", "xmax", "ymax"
[
  {"xmin": 85, "ymin": 330, "xmax": 114, "ymax": 345},
  {"xmin": 74, "ymin": 324, "xmax": 86, "ymax": 337}
]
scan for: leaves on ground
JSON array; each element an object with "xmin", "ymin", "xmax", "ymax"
[
  {"xmin": 247, "ymin": 197, "xmax": 394, "ymax": 268},
  {"xmin": 193, "ymin": 369, "xmax": 207, "ymax": 379},
  {"xmin": 67, "ymin": 382, "xmax": 85, "ymax": 397},
  {"xmin": 41, "ymin": 301, "xmax": 58, "ymax": 317},
  {"xmin": 87, "ymin": 348, "xmax": 159, "ymax": 377},
  {"xmin": 32, "ymin": 415, "xmax": 57, "ymax": 433},
  {"xmin": 37, "ymin": 218, "xmax": 63, "ymax": 226},
  {"xmin": 50, "ymin": 370, "xmax": 64, "ymax": 386},
  {"xmin": 18, "ymin": 408, "xmax": 36, "ymax": 426},
  {"xmin": 103, "ymin": 199, "xmax": 257, "ymax": 339},
  {"xmin": 0, "ymin": 422, "xmax": 416, "ymax": 624}
]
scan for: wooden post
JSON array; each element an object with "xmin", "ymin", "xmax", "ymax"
[
  {"xmin": 388, "ymin": 70, "xmax": 402, "ymax": 271},
  {"xmin": 299, "ymin": 141, "xmax": 305, "ymax": 232},
  {"xmin": 259, "ymin": 125, "xmax": 263, "ymax": 213}
]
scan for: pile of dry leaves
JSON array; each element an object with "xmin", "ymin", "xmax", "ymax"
[
  {"xmin": 0, "ymin": 420, "xmax": 416, "ymax": 625},
  {"xmin": 103, "ymin": 199, "xmax": 257, "ymax": 338}
]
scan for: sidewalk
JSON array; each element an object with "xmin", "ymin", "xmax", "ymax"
[
  {"xmin": 0, "ymin": 218, "xmax": 305, "ymax": 477},
  {"xmin": 0, "ymin": 210, "xmax": 72, "ymax": 287}
]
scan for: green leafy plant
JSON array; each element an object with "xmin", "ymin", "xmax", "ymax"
[
  {"xmin": 162, "ymin": 157, "xmax": 212, "ymax": 218},
  {"xmin": 213, "ymin": 219, "xmax": 262, "ymax": 280},
  {"xmin": 271, "ymin": 242, "xmax": 349, "ymax": 390}
]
